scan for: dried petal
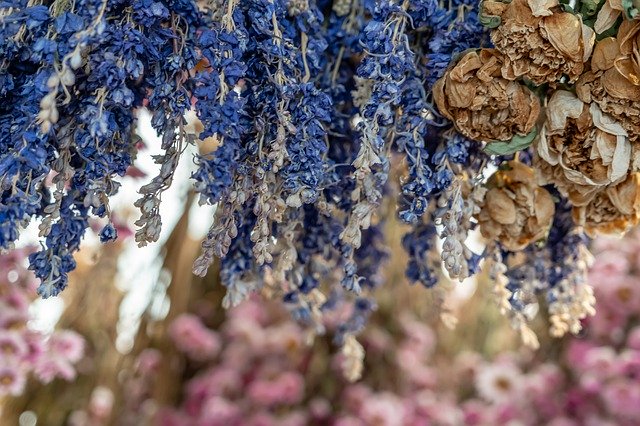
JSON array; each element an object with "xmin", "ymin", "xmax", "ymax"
[
  {"xmin": 486, "ymin": 189, "xmax": 517, "ymax": 225},
  {"xmin": 543, "ymin": 13, "xmax": 583, "ymax": 62},
  {"xmin": 594, "ymin": 1, "xmax": 621, "ymax": 34},
  {"xmin": 527, "ymin": 0, "xmax": 558, "ymax": 16},
  {"xmin": 591, "ymin": 37, "xmax": 621, "ymax": 72}
]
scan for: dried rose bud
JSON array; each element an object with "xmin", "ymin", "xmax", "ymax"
[
  {"xmin": 535, "ymin": 90, "xmax": 636, "ymax": 206},
  {"xmin": 577, "ymin": 21, "xmax": 640, "ymax": 141},
  {"xmin": 478, "ymin": 161, "xmax": 555, "ymax": 251},
  {"xmin": 483, "ymin": 0, "xmax": 595, "ymax": 85},
  {"xmin": 572, "ymin": 173, "xmax": 640, "ymax": 236},
  {"xmin": 433, "ymin": 49, "xmax": 540, "ymax": 142}
]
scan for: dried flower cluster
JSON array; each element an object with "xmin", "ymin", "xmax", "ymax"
[
  {"xmin": 577, "ymin": 21, "xmax": 640, "ymax": 140},
  {"xmin": 431, "ymin": 1, "xmax": 640, "ymax": 340}
]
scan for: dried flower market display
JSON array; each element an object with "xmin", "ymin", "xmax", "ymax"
[{"xmin": 1, "ymin": 0, "xmax": 640, "ymax": 352}]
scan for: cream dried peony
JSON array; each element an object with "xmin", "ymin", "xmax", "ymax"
[
  {"xmin": 433, "ymin": 49, "xmax": 540, "ymax": 142},
  {"xmin": 577, "ymin": 21, "xmax": 640, "ymax": 140},
  {"xmin": 535, "ymin": 90, "xmax": 636, "ymax": 206},
  {"xmin": 483, "ymin": 0, "xmax": 595, "ymax": 85},
  {"xmin": 478, "ymin": 161, "xmax": 555, "ymax": 251},
  {"xmin": 573, "ymin": 173, "xmax": 640, "ymax": 236}
]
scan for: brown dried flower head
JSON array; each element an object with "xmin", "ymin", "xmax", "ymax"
[
  {"xmin": 572, "ymin": 173, "xmax": 640, "ymax": 236},
  {"xmin": 483, "ymin": 0, "xmax": 595, "ymax": 85},
  {"xmin": 535, "ymin": 90, "xmax": 636, "ymax": 206},
  {"xmin": 577, "ymin": 21, "xmax": 640, "ymax": 139},
  {"xmin": 433, "ymin": 49, "xmax": 541, "ymax": 142},
  {"xmin": 478, "ymin": 161, "xmax": 555, "ymax": 251}
]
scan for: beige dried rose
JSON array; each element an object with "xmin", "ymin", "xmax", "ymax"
[
  {"xmin": 535, "ymin": 90, "xmax": 636, "ymax": 206},
  {"xmin": 572, "ymin": 173, "xmax": 640, "ymax": 236},
  {"xmin": 433, "ymin": 49, "xmax": 541, "ymax": 142},
  {"xmin": 478, "ymin": 161, "xmax": 555, "ymax": 251},
  {"xmin": 483, "ymin": 0, "xmax": 595, "ymax": 85},
  {"xmin": 577, "ymin": 21, "xmax": 640, "ymax": 140}
]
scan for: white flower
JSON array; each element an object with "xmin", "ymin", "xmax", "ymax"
[{"xmin": 475, "ymin": 362, "xmax": 524, "ymax": 403}]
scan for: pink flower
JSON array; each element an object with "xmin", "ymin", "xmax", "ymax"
[
  {"xmin": 136, "ymin": 348, "xmax": 162, "ymax": 374},
  {"xmin": 586, "ymin": 307, "xmax": 627, "ymax": 341},
  {"xmin": 0, "ymin": 289, "xmax": 30, "ymax": 315},
  {"xmin": 228, "ymin": 298, "xmax": 268, "ymax": 325},
  {"xmin": 198, "ymin": 396, "xmax": 240, "ymax": 425},
  {"xmin": 411, "ymin": 391, "xmax": 463, "ymax": 425},
  {"xmin": 0, "ymin": 366, "xmax": 27, "ymax": 396},
  {"xmin": 264, "ymin": 323, "xmax": 303, "ymax": 355},
  {"xmin": 589, "ymin": 251, "xmax": 630, "ymax": 278},
  {"xmin": 89, "ymin": 386, "xmax": 115, "ymax": 418},
  {"xmin": 22, "ymin": 330, "xmax": 46, "ymax": 364},
  {"xmin": 223, "ymin": 315, "xmax": 266, "ymax": 352},
  {"xmin": 618, "ymin": 350, "xmax": 640, "ymax": 380},
  {"xmin": 359, "ymin": 392, "xmax": 406, "ymax": 426},
  {"xmin": 246, "ymin": 412, "xmax": 277, "ymax": 426},
  {"xmin": 247, "ymin": 371, "xmax": 304, "ymax": 406},
  {"xmin": 309, "ymin": 397, "xmax": 331, "ymax": 420},
  {"xmin": 0, "ymin": 310, "xmax": 27, "ymax": 329},
  {"xmin": 581, "ymin": 346, "xmax": 619, "ymax": 379},
  {"xmin": 341, "ymin": 384, "xmax": 371, "ymax": 413},
  {"xmin": 362, "ymin": 328, "xmax": 392, "ymax": 354},
  {"xmin": 461, "ymin": 400, "xmax": 490, "ymax": 426},
  {"xmin": 279, "ymin": 411, "xmax": 308, "ymax": 426},
  {"xmin": 602, "ymin": 380, "xmax": 640, "ymax": 420},
  {"xmin": 547, "ymin": 418, "xmax": 580, "ymax": 426},
  {"xmin": 169, "ymin": 314, "xmax": 221, "ymax": 361},
  {"xmin": 598, "ymin": 277, "xmax": 640, "ymax": 316},
  {"xmin": 475, "ymin": 361, "xmax": 524, "ymax": 403},
  {"xmin": 399, "ymin": 315, "xmax": 435, "ymax": 357},
  {"xmin": 155, "ymin": 408, "xmax": 193, "ymax": 426},
  {"xmin": 34, "ymin": 355, "xmax": 77, "ymax": 383},
  {"xmin": 0, "ymin": 330, "xmax": 29, "ymax": 361},
  {"xmin": 50, "ymin": 330, "xmax": 85, "ymax": 363},
  {"xmin": 334, "ymin": 416, "xmax": 365, "ymax": 426},
  {"xmin": 566, "ymin": 340, "xmax": 597, "ymax": 368},
  {"xmin": 628, "ymin": 327, "xmax": 640, "ymax": 350}
]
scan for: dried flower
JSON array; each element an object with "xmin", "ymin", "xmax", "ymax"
[
  {"xmin": 577, "ymin": 22, "xmax": 640, "ymax": 140},
  {"xmin": 572, "ymin": 173, "xmax": 640, "ymax": 236},
  {"xmin": 478, "ymin": 161, "xmax": 555, "ymax": 251},
  {"xmin": 433, "ymin": 49, "xmax": 541, "ymax": 142},
  {"xmin": 535, "ymin": 90, "xmax": 635, "ymax": 206},
  {"xmin": 483, "ymin": 0, "xmax": 595, "ymax": 85}
]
